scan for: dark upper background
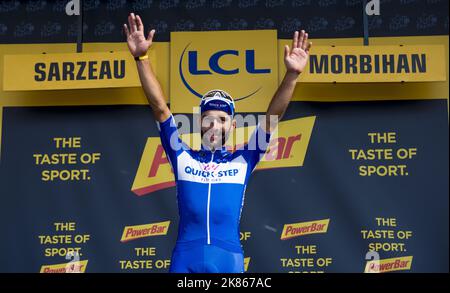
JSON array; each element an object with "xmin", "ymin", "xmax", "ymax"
[{"xmin": 0, "ymin": 0, "xmax": 448, "ymax": 44}]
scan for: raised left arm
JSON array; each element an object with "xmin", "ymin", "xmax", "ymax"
[{"xmin": 263, "ymin": 30, "xmax": 311, "ymax": 133}]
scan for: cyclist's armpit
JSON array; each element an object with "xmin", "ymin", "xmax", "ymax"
[
  {"xmin": 156, "ymin": 115, "xmax": 189, "ymax": 169},
  {"xmin": 241, "ymin": 124, "xmax": 272, "ymax": 172}
]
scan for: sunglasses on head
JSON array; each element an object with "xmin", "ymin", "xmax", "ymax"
[{"xmin": 201, "ymin": 90, "xmax": 234, "ymax": 106}]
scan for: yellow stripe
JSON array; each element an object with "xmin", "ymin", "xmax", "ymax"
[
  {"xmin": 283, "ymin": 35, "xmax": 449, "ymax": 101},
  {"xmin": 0, "ymin": 36, "xmax": 448, "ymax": 159},
  {"xmin": 1, "ymin": 36, "xmax": 447, "ymax": 108}
]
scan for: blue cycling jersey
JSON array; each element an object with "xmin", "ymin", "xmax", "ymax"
[{"xmin": 157, "ymin": 114, "xmax": 271, "ymax": 259}]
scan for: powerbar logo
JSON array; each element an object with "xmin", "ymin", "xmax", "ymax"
[
  {"xmin": 120, "ymin": 221, "xmax": 170, "ymax": 242},
  {"xmin": 364, "ymin": 256, "xmax": 413, "ymax": 273},
  {"xmin": 40, "ymin": 260, "xmax": 88, "ymax": 273},
  {"xmin": 281, "ymin": 219, "xmax": 330, "ymax": 240},
  {"xmin": 132, "ymin": 116, "xmax": 315, "ymax": 196}
]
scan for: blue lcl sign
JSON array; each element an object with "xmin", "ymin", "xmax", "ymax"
[{"xmin": 188, "ymin": 50, "xmax": 271, "ymax": 75}]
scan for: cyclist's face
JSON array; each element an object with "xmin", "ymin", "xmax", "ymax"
[{"xmin": 201, "ymin": 110, "xmax": 235, "ymax": 150}]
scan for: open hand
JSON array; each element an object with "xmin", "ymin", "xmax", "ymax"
[
  {"xmin": 123, "ymin": 13, "xmax": 155, "ymax": 58},
  {"xmin": 284, "ymin": 30, "xmax": 312, "ymax": 74}
]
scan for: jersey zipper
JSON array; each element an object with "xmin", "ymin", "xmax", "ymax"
[{"xmin": 206, "ymin": 150, "xmax": 214, "ymax": 245}]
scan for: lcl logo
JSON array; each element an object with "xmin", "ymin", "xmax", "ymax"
[{"xmin": 179, "ymin": 44, "xmax": 272, "ymax": 101}]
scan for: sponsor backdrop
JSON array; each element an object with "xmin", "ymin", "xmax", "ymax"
[
  {"xmin": 0, "ymin": 99, "xmax": 448, "ymax": 273},
  {"xmin": 0, "ymin": 1, "xmax": 449, "ymax": 273}
]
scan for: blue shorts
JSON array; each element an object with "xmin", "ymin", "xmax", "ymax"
[{"xmin": 169, "ymin": 244, "xmax": 244, "ymax": 273}]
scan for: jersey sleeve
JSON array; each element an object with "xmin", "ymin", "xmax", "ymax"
[
  {"xmin": 156, "ymin": 114, "xmax": 188, "ymax": 171},
  {"xmin": 241, "ymin": 123, "xmax": 272, "ymax": 173}
]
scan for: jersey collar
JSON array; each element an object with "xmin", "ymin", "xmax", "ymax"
[{"xmin": 200, "ymin": 143, "xmax": 229, "ymax": 155}]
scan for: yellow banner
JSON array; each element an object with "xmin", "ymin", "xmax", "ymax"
[
  {"xmin": 296, "ymin": 45, "xmax": 446, "ymax": 83},
  {"xmin": 2, "ymin": 51, "xmax": 151, "ymax": 91},
  {"xmin": 170, "ymin": 30, "xmax": 278, "ymax": 113}
]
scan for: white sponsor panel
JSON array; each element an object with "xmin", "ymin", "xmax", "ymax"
[{"xmin": 177, "ymin": 152, "xmax": 248, "ymax": 184}]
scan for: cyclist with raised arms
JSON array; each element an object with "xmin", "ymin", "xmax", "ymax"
[{"xmin": 124, "ymin": 12, "xmax": 311, "ymax": 273}]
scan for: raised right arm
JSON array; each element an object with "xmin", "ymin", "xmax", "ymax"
[{"xmin": 124, "ymin": 12, "xmax": 171, "ymax": 122}]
